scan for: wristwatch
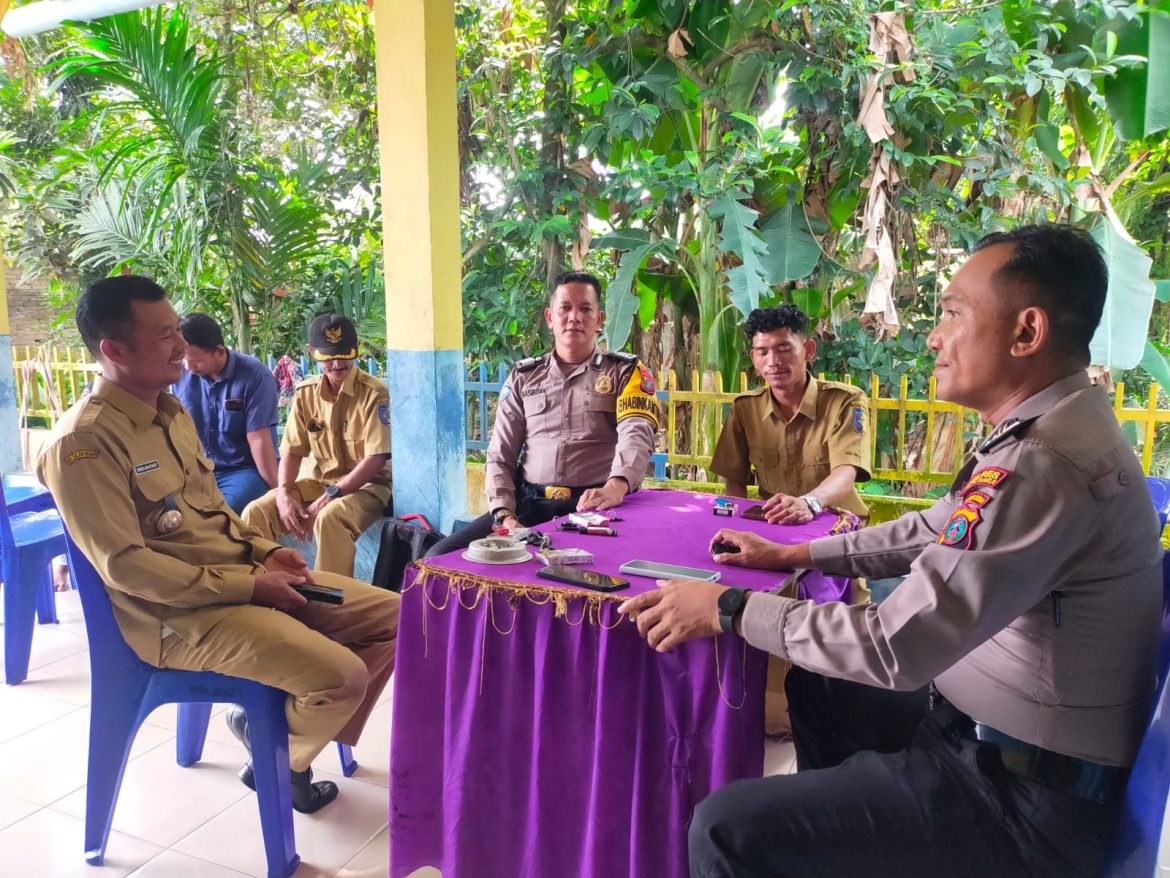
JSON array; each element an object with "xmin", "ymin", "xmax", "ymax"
[
  {"xmin": 717, "ymin": 587, "xmax": 749, "ymax": 634},
  {"xmin": 325, "ymin": 484, "xmax": 343, "ymax": 500},
  {"xmin": 800, "ymin": 494, "xmax": 823, "ymax": 516},
  {"xmin": 492, "ymin": 508, "xmax": 515, "ymax": 526}
]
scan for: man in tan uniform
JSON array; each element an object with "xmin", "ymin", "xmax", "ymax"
[
  {"xmin": 620, "ymin": 225, "xmax": 1163, "ymax": 878},
  {"xmin": 38, "ymin": 277, "xmax": 399, "ymax": 814},
  {"xmin": 427, "ymin": 271, "xmax": 658, "ymax": 556},
  {"xmin": 242, "ymin": 314, "xmax": 390, "ymax": 577},
  {"xmin": 710, "ymin": 304, "xmax": 870, "ymax": 521}
]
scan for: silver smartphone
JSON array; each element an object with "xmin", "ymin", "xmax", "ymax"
[{"xmin": 618, "ymin": 559, "xmax": 721, "ymax": 582}]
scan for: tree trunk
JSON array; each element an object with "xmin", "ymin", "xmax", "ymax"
[{"xmin": 539, "ymin": 0, "xmax": 569, "ymax": 289}]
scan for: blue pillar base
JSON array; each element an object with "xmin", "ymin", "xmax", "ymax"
[
  {"xmin": 0, "ymin": 336, "xmax": 21, "ymax": 472},
  {"xmin": 386, "ymin": 349, "xmax": 467, "ymax": 533}
]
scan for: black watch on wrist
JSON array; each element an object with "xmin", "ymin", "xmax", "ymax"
[
  {"xmin": 717, "ymin": 587, "xmax": 749, "ymax": 634},
  {"xmin": 492, "ymin": 508, "xmax": 514, "ymax": 527}
]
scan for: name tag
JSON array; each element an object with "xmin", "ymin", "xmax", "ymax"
[{"xmin": 134, "ymin": 460, "xmax": 160, "ymax": 475}]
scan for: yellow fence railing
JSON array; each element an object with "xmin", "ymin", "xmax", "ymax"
[
  {"xmin": 15, "ymin": 349, "xmax": 1170, "ymax": 488},
  {"xmin": 655, "ymin": 370, "xmax": 1170, "ymax": 488},
  {"xmin": 14, "ymin": 345, "xmax": 100, "ymax": 425}
]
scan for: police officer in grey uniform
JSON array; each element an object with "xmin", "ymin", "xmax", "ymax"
[
  {"xmin": 619, "ymin": 225, "xmax": 1162, "ymax": 878},
  {"xmin": 428, "ymin": 271, "xmax": 658, "ymax": 556}
]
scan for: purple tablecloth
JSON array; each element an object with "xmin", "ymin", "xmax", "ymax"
[{"xmin": 389, "ymin": 489, "xmax": 858, "ymax": 878}]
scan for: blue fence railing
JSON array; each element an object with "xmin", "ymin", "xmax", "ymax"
[{"xmin": 266, "ymin": 356, "xmax": 667, "ymax": 479}]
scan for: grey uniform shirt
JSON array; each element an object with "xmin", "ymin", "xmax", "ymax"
[
  {"xmin": 486, "ymin": 350, "xmax": 659, "ymax": 513},
  {"xmin": 739, "ymin": 372, "xmax": 1162, "ymax": 766}
]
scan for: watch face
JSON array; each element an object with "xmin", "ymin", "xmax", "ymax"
[{"xmin": 716, "ymin": 587, "xmax": 744, "ymax": 627}]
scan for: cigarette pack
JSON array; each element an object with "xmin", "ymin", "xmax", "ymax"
[{"xmin": 536, "ymin": 547, "xmax": 594, "ymax": 566}]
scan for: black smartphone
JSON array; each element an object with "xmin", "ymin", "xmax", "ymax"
[
  {"xmin": 741, "ymin": 504, "xmax": 767, "ymax": 521},
  {"xmin": 711, "ymin": 540, "xmax": 741, "ymax": 555},
  {"xmin": 536, "ymin": 566, "xmax": 629, "ymax": 592},
  {"xmin": 292, "ymin": 584, "xmax": 345, "ymax": 605}
]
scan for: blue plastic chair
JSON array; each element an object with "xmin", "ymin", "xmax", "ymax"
[
  {"xmin": 174, "ymin": 704, "xmax": 358, "ymax": 777},
  {"xmin": 63, "ymin": 531, "xmax": 302, "ymax": 878},
  {"xmin": 1102, "ymin": 643, "xmax": 1170, "ymax": 878},
  {"xmin": 1147, "ymin": 477, "xmax": 1170, "ymax": 530},
  {"xmin": 1, "ymin": 475, "xmax": 66, "ymax": 684}
]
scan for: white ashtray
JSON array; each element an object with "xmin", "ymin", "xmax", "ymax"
[{"xmin": 462, "ymin": 536, "xmax": 532, "ymax": 565}]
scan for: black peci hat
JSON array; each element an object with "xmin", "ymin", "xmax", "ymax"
[{"xmin": 308, "ymin": 314, "xmax": 358, "ymax": 361}]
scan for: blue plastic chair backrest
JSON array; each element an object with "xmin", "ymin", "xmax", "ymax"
[
  {"xmin": 1148, "ymin": 477, "xmax": 1170, "ymax": 530},
  {"xmin": 0, "ymin": 476, "xmax": 15, "ymax": 558},
  {"xmin": 1108, "ymin": 668, "xmax": 1170, "ymax": 878},
  {"xmin": 62, "ymin": 530, "xmax": 148, "ymax": 680}
]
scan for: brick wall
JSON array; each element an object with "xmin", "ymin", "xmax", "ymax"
[{"xmin": 4, "ymin": 266, "xmax": 67, "ymax": 348}]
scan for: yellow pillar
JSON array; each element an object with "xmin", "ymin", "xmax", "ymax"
[{"xmin": 373, "ymin": 0, "xmax": 466, "ymax": 529}]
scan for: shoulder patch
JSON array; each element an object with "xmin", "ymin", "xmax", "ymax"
[
  {"xmin": 939, "ymin": 490, "xmax": 993, "ymax": 549},
  {"xmin": 65, "ymin": 448, "xmax": 99, "ymax": 465},
  {"xmin": 378, "ymin": 403, "xmax": 390, "ymax": 427},
  {"xmin": 852, "ymin": 405, "xmax": 866, "ymax": 433},
  {"xmin": 514, "ymin": 356, "xmax": 544, "ymax": 373},
  {"xmin": 961, "ymin": 466, "xmax": 1010, "ymax": 496}
]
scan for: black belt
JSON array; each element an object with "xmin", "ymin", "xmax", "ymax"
[
  {"xmin": 970, "ymin": 723, "xmax": 1129, "ymax": 805},
  {"xmin": 929, "ymin": 688, "xmax": 1128, "ymax": 805}
]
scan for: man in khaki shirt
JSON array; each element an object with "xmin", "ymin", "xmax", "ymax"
[
  {"xmin": 710, "ymin": 305, "xmax": 870, "ymax": 520},
  {"xmin": 620, "ymin": 226, "xmax": 1162, "ymax": 878},
  {"xmin": 242, "ymin": 314, "xmax": 391, "ymax": 577},
  {"xmin": 427, "ymin": 271, "xmax": 658, "ymax": 556},
  {"xmin": 38, "ymin": 277, "xmax": 399, "ymax": 814}
]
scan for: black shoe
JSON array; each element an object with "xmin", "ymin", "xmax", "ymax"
[
  {"xmin": 226, "ymin": 705, "xmax": 251, "ymax": 751},
  {"xmin": 291, "ymin": 767, "xmax": 339, "ymax": 814},
  {"xmin": 237, "ymin": 762, "xmax": 339, "ymax": 813}
]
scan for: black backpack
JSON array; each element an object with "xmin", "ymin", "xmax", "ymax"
[{"xmin": 371, "ymin": 514, "xmax": 444, "ymax": 592}]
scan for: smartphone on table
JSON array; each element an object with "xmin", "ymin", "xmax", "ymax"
[
  {"xmin": 741, "ymin": 504, "xmax": 767, "ymax": 521},
  {"xmin": 535, "ymin": 566, "xmax": 630, "ymax": 592}
]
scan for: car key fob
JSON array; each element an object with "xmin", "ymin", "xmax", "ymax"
[{"xmin": 711, "ymin": 540, "xmax": 740, "ymax": 555}]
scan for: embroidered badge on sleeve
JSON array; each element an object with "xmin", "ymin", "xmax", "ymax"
[
  {"xmin": 65, "ymin": 449, "xmax": 99, "ymax": 465},
  {"xmin": 852, "ymin": 405, "xmax": 865, "ymax": 433},
  {"xmin": 960, "ymin": 466, "xmax": 1010, "ymax": 497},
  {"xmin": 379, "ymin": 403, "xmax": 390, "ymax": 427},
  {"xmin": 939, "ymin": 490, "xmax": 993, "ymax": 549},
  {"xmin": 616, "ymin": 366, "xmax": 659, "ymax": 427}
]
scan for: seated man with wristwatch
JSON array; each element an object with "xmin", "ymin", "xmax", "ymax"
[
  {"xmin": 242, "ymin": 314, "xmax": 391, "ymax": 577},
  {"xmin": 426, "ymin": 271, "xmax": 658, "ymax": 558},
  {"xmin": 710, "ymin": 305, "xmax": 871, "ymax": 524}
]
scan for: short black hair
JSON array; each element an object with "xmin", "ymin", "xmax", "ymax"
[
  {"xmin": 179, "ymin": 313, "xmax": 226, "ymax": 351},
  {"xmin": 551, "ymin": 271, "xmax": 603, "ymax": 304},
  {"xmin": 76, "ymin": 276, "xmax": 167, "ymax": 358},
  {"xmin": 973, "ymin": 224, "xmax": 1106, "ymax": 364},
  {"xmin": 742, "ymin": 304, "xmax": 810, "ymax": 341}
]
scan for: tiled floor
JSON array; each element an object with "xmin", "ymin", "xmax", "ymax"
[{"xmin": 0, "ymin": 589, "xmax": 797, "ymax": 877}]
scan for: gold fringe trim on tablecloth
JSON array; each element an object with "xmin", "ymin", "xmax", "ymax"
[{"xmin": 407, "ymin": 561, "xmax": 749, "ymax": 708}]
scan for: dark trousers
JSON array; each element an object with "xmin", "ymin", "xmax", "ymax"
[
  {"xmin": 424, "ymin": 495, "xmax": 576, "ymax": 558},
  {"xmin": 688, "ymin": 668, "xmax": 1123, "ymax": 878}
]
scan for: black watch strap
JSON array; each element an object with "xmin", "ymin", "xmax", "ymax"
[{"xmin": 717, "ymin": 587, "xmax": 749, "ymax": 634}]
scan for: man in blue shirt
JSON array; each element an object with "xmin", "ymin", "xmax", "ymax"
[{"xmin": 174, "ymin": 314, "xmax": 279, "ymax": 512}]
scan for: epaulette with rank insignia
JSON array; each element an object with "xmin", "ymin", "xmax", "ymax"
[
  {"xmin": 978, "ymin": 416, "xmax": 1038, "ymax": 455},
  {"xmin": 604, "ymin": 350, "xmax": 639, "ymax": 363},
  {"xmin": 514, "ymin": 355, "xmax": 544, "ymax": 372}
]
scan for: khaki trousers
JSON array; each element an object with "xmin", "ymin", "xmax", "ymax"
[
  {"xmin": 160, "ymin": 573, "xmax": 399, "ymax": 771},
  {"xmin": 242, "ymin": 479, "xmax": 387, "ymax": 577}
]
